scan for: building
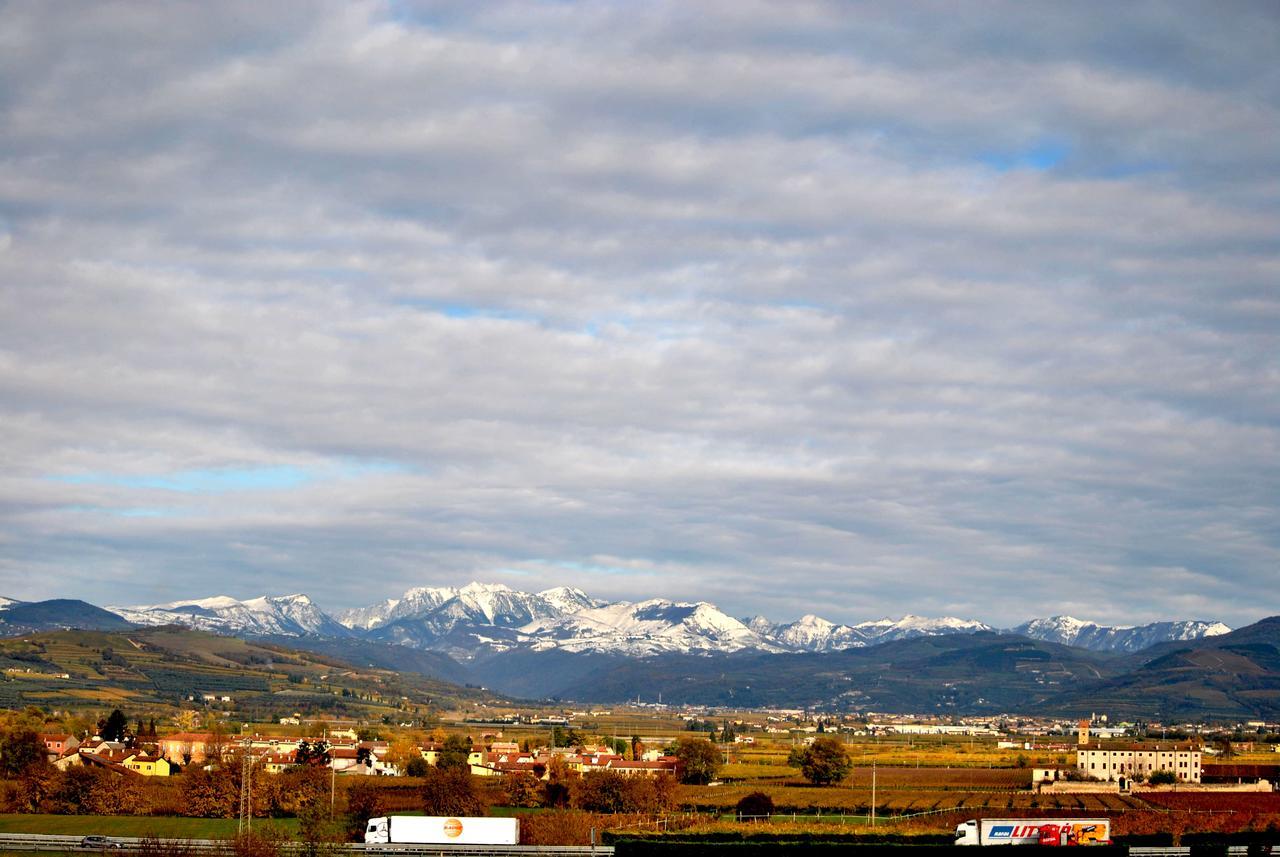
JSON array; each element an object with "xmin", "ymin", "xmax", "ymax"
[
  {"xmin": 39, "ymin": 733, "xmax": 79, "ymax": 762},
  {"xmin": 1074, "ymin": 720, "xmax": 1202, "ymax": 784},
  {"xmin": 1076, "ymin": 742, "xmax": 1202, "ymax": 783},
  {"xmin": 156, "ymin": 731, "xmax": 215, "ymax": 764}
]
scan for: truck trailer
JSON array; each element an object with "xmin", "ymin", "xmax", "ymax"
[
  {"xmin": 364, "ymin": 815, "xmax": 519, "ymax": 845},
  {"xmin": 955, "ymin": 818, "xmax": 1111, "ymax": 846}
]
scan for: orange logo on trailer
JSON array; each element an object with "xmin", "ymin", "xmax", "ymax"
[{"xmin": 443, "ymin": 819, "xmax": 463, "ymax": 839}]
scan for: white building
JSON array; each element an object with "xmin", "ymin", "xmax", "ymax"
[{"xmin": 1076, "ymin": 742, "xmax": 1202, "ymax": 783}]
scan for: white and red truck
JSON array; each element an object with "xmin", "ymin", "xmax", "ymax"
[
  {"xmin": 364, "ymin": 816, "xmax": 519, "ymax": 845},
  {"xmin": 955, "ymin": 818, "xmax": 1112, "ymax": 846}
]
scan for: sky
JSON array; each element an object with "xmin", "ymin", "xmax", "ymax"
[{"xmin": 1, "ymin": 1, "xmax": 1277, "ymax": 629}]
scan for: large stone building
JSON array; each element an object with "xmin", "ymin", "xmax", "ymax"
[{"xmin": 1075, "ymin": 720, "xmax": 1202, "ymax": 783}]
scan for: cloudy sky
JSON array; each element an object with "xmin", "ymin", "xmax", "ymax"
[{"xmin": 1, "ymin": 1, "xmax": 1277, "ymax": 628}]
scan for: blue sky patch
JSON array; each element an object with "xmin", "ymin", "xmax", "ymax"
[
  {"xmin": 979, "ymin": 141, "xmax": 1070, "ymax": 172},
  {"xmin": 53, "ymin": 466, "xmax": 311, "ymax": 493}
]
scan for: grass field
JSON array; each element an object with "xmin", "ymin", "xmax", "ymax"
[{"xmin": 0, "ymin": 815, "xmax": 299, "ymax": 839}]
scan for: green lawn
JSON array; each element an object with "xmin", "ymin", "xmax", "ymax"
[{"xmin": 0, "ymin": 814, "xmax": 300, "ymax": 839}]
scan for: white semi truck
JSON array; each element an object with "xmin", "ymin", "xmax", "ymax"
[
  {"xmin": 364, "ymin": 816, "xmax": 519, "ymax": 845},
  {"xmin": 955, "ymin": 818, "xmax": 1112, "ymax": 846}
]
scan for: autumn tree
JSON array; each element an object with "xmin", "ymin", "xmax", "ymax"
[
  {"xmin": 263, "ymin": 765, "xmax": 328, "ymax": 818},
  {"xmin": 573, "ymin": 770, "xmax": 677, "ymax": 814},
  {"xmin": 420, "ymin": 766, "xmax": 485, "ymax": 816},
  {"xmin": 542, "ymin": 755, "xmax": 574, "ymax": 808},
  {"xmin": 797, "ymin": 736, "xmax": 851, "ymax": 785},
  {"xmin": 54, "ymin": 766, "xmax": 143, "ymax": 815},
  {"xmin": 344, "ymin": 779, "xmax": 386, "ymax": 841},
  {"xmin": 383, "ymin": 736, "xmax": 422, "ymax": 775},
  {"xmin": 573, "ymin": 770, "xmax": 631, "ymax": 813},
  {"xmin": 436, "ymin": 735, "xmax": 471, "ymax": 771},
  {"xmin": 503, "ymin": 772, "xmax": 542, "ymax": 808},
  {"xmin": 674, "ymin": 737, "xmax": 721, "ymax": 785},
  {"xmin": 10, "ymin": 763, "xmax": 59, "ymax": 813},
  {"xmin": 0, "ymin": 728, "xmax": 47, "ymax": 776},
  {"xmin": 180, "ymin": 766, "xmax": 239, "ymax": 817}
]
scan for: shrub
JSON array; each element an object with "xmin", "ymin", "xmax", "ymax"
[{"xmin": 736, "ymin": 791, "xmax": 774, "ymax": 821}]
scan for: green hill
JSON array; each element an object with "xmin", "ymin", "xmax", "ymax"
[{"xmin": 0, "ymin": 625, "xmax": 497, "ymax": 718}]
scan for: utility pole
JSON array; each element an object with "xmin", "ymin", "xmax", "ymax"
[{"xmin": 870, "ymin": 759, "xmax": 876, "ymax": 827}]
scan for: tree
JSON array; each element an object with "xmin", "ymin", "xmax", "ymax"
[
  {"xmin": 573, "ymin": 770, "xmax": 631, "ymax": 813},
  {"xmin": 798, "ymin": 736, "xmax": 851, "ymax": 785},
  {"xmin": 736, "ymin": 791, "xmax": 774, "ymax": 821},
  {"xmin": 180, "ymin": 767, "xmax": 239, "ymax": 817},
  {"xmin": 173, "ymin": 710, "xmax": 201, "ymax": 732},
  {"xmin": 296, "ymin": 740, "xmax": 331, "ymax": 768},
  {"xmin": 205, "ymin": 721, "xmax": 230, "ymax": 766},
  {"xmin": 0, "ymin": 728, "xmax": 48, "ymax": 776},
  {"xmin": 674, "ymin": 737, "xmax": 721, "ymax": 785},
  {"xmin": 721, "ymin": 720, "xmax": 737, "ymax": 743},
  {"xmin": 1149, "ymin": 769, "xmax": 1178, "ymax": 785},
  {"xmin": 54, "ymin": 765, "xmax": 142, "ymax": 815},
  {"xmin": 100, "ymin": 709, "xmax": 129, "ymax": 742},
  {"xmin": 420, "ymin": 767, "xmax": 485, "ymax": 816},
  {"xmin": 436, "ymin": 735, "xmax": 471, "ymax": 771},
  {"xmin": 264, "ymin": 765, "xmax": 328, "ymax": 818},
  {"xmin": 383, "ymin": 736, "xmax": 421, "ymax": 775},
  {"xmin": 12, "ymin": 763, "xmax": 59, "ymax": 812},
  {"xmin": 345, "ymin": 779, "xmax": 386, "ymax": 841},
  {"xmin": 542, "ymin": 755, "xmax": 574, "ymax": 808},
  {"xmin": 503, "ymin": 772, "xmax": 542, "ymax": 808}
]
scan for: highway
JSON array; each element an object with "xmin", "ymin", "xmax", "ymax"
[
  {"xmin": 1, "ymin": 833, "xmax": 1271, "ymax": 854},
  {"xmin": 0, "ymin": 834, "xmax": 612, "ymax": 856}
]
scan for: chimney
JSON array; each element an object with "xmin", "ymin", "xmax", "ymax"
[{"xmin": 1077, "ymin": 719, "xmax": 1090, "ymax": 746}]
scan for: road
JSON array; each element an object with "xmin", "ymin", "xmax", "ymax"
[{"xmin": 0, "ymin": 834, "xmax": 612, "ymax": 856}]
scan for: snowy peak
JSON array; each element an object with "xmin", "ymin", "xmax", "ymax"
[
  {"xmin": 114, "ymin": 581, "xmax": 1233, "ymax": 659},
  {"xmin": 519, "ymin": 598, "xmax": 781, "ymax": 656},
  {"xmin": 538, "ymin": 586, "xmax": 602, "ymax": 614},
  {"xmin": 768, "ymin": 614, "xmax": 869, "ymax": 652},
  {"xmin": 1012, "ymin": 616, "xmax": 1232, "ymax": 653},
  {"xmin": 111, "ymin": 593, "xmax": 349, "ymax": 638}
]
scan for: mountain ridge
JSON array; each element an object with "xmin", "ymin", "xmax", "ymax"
[{"xmin": 103, "ymin": 581, "xmax": 1232, "ymax": 659}]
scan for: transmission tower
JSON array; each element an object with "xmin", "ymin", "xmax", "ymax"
[{"xmin": 238, "ymin": 738, "xmax": 252, "ymax": 834}]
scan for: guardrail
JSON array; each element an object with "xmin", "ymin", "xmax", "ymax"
[{"xmin": 0, "ymin": 834, "xmax": 613, "ymax": 856}]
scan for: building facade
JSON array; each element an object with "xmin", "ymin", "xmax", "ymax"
[{"xmin": 1076, "ymin": 742, "xmax": 1202, "ymax": 783}]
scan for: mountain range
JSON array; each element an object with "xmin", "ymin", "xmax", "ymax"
[
  {"xmin": 54, "ymin": 580, "xmax": 1222, "ymax": 660},
  {"xmin": 4, "ymin": 586, "xmax": 1279, "ymax": 718}
]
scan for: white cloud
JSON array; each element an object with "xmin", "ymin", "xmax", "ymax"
[{"xmin": 0, "ymin": 0, "xmax": 1276, "ymax": 627}]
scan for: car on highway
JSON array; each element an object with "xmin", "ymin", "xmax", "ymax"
[{"xmin": 79, "ymin": 835, "xmax": 121, "ymax": 849}]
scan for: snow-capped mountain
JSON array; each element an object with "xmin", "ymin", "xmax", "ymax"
[
  {"xmin": 747, "ymin": 613, "xmax": 993, "ymax": 652},
  {"xmin": 854, "ymin": 614, "xmax": 994, "ymax": 643},
  {"xmin": 100, "ymin": 582, "xmax": 1233, "ymax": 660},
  {"xmin": 1011, "ymin": 616, "xmax": 1231, "ymax": 653},
  {"xmin": 338, "ymin": 582, "xmax": 602, "ymax": 636},
  {"xmin": 0, "ymin": 596, "xmax": 20, "ymax": 610},
  {"xmin": 111, "ymin": 594, "xmax": 351, "ymax": 638},
  {"xmin": 520, "ymin": 599, "xmax": 782, "ymax": 656}
]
